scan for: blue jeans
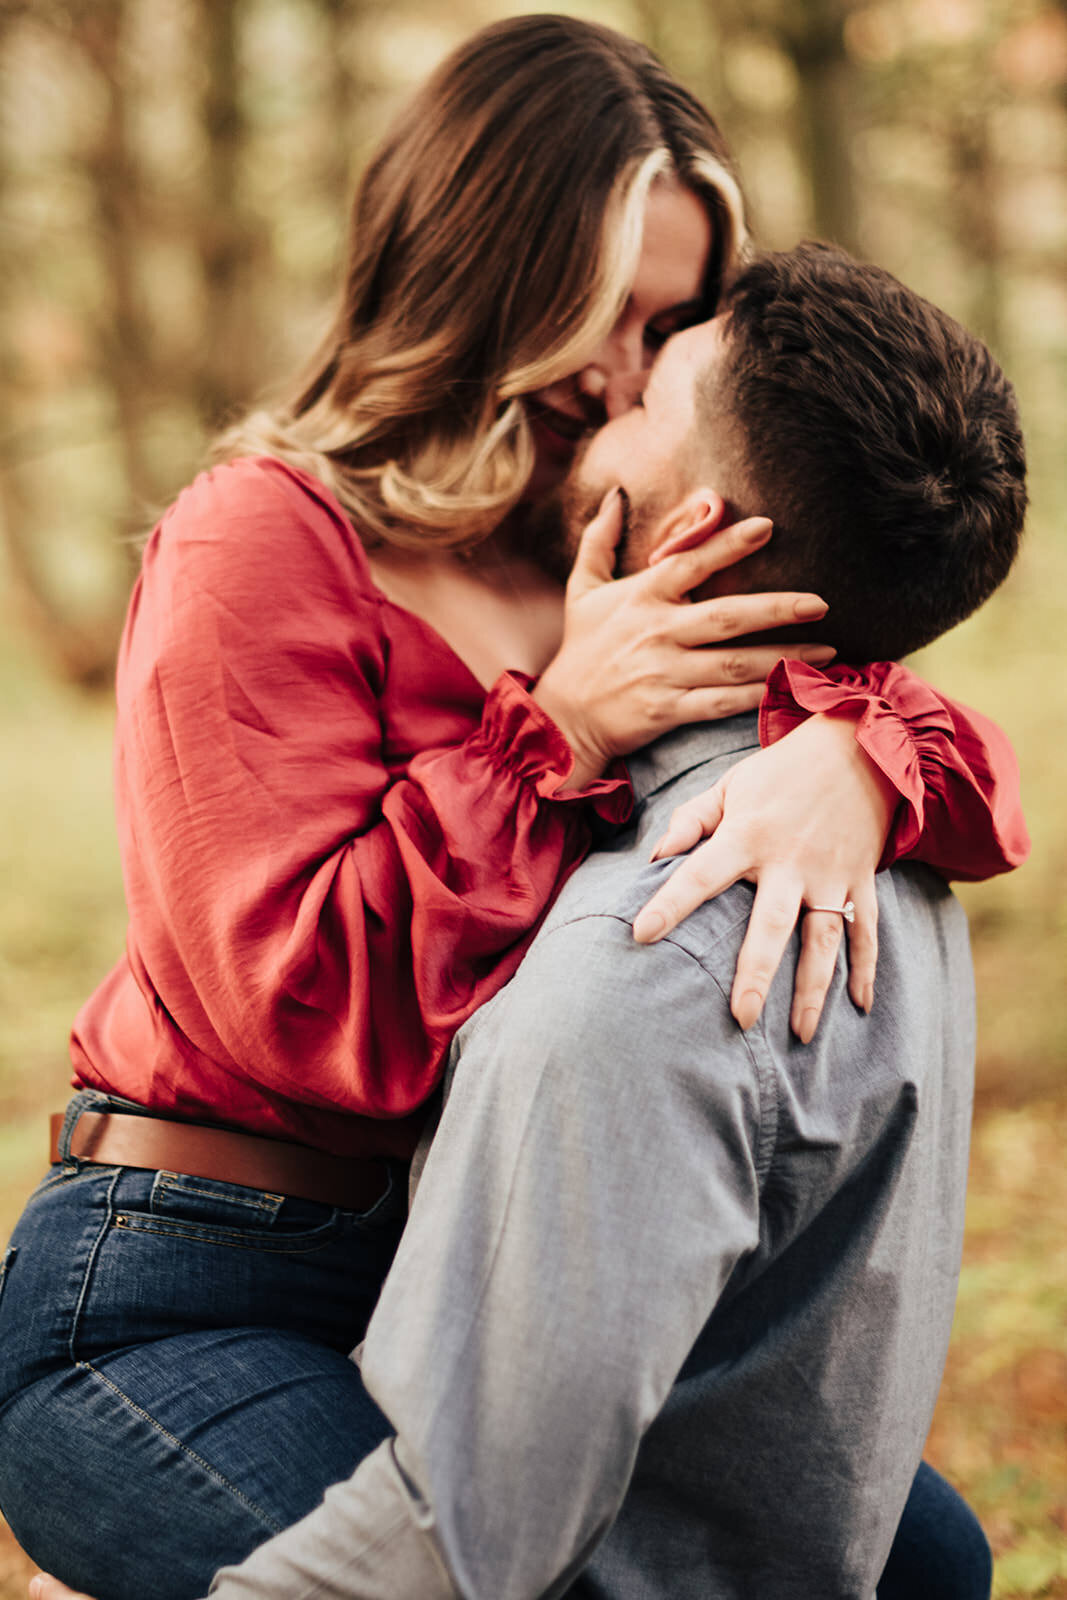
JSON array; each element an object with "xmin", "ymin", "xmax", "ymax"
[
  {"xmin": 0, "ymin": 1092, "xmax": 406, "ymax": 1600},
  {"xmin": 877, "ymin": 1461, "xmax": 993, "ymax": 1599},
  {"xmin": 0, "ymin": 1093, "xmax": 990, "ymax": 1600}
]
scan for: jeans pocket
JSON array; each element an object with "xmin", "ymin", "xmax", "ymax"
[
  {"xmin": 110, "ymin": 1169, "xmax": 346, "ymax": 1253},
  {"xmin": 149, "ymin": 1170, "xmax": 286, "ymax": 1229}
]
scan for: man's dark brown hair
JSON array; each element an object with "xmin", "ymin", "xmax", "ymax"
[{"xmin": 708, "ymin": 242, "xmax": 1027, "ymax": 662}]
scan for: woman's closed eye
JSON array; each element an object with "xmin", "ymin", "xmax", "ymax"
[{"xmin": 643, "ymin": 301, "xmax": 705, "ymax": 356}]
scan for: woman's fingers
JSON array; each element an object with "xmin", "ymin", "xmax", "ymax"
[
  {"xmin": 637, "ymin": 850, "xmax": 870, "ymax": 1039},
  {"xmin": 671, "ymin": 683, "xmax": 766, "ymax": 724},
  {"xmin": 789, "ymin": 909, "xmax": 848, "ymax": 1043},
  {"xmin": 670, "ymin": 643, "xmax": 836, "ymax": 689},
  {"xmin": 845, "ymin": 879, "xmax": 879, "ymax": 1015},
  {"xmin": 565, "ymin": 487, "xmax": 624, "ymax": 596},
  {"xmin": 648, "ymin": 516, "xmax": 773, "ymax": 591},
  {"xmin": 634, "ymin": 843, "xmax": 879, "ymax": 1041},
  {"xmin": 789, "ymin": 882, "xmax": 878, "ymax": 1040},
  {"xmin": 632, "ymin": 719, "xmax": 891, "ymax": 1036},
  {"xmin": 633, "ymin": 824, "xmax": 740, "ymax": 943},
  {"xmin": 728, "ymin": 872, "xmax": 806, "ymax": 1031},
  {"xmin": 649, "ymin": 785, "xmax": 726, "ymax": 863},
  {"xmin": 677, "ymin": 591, "xmax": 829, "ymax": 645}
]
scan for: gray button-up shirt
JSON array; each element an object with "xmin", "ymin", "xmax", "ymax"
[{"xmin": 209, "ymin": 715, "xmax": 976, "ymax": 1600}]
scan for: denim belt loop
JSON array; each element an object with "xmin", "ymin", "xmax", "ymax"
[{"xmin": 56, "ymin": 1089, "xmax": 120, "ymax": 1170}]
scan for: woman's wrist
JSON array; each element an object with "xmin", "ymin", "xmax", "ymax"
[
  {"xmin": 530, "ymin": 673, "xmax": 609, "ymax": 788},
  {"xmin": 815, "ymin": 712, "xmax": 899, "ymax": 854}
]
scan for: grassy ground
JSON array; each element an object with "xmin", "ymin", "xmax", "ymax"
[
  {"xmin": 0, "ymin": 527, "xmax": 1064, "ymax": 1595},
  {"xmin": 928, "ymin": 1099, "xmax": 1067, "ymax": 1598}
]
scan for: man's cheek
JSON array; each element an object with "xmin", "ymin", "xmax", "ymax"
[{"xmin": 559, "ymin": 475, "xmax": 609, "ymax": 555}]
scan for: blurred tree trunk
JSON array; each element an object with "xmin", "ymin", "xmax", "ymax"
[
  {"xmin": 945, "ymin": 105, "xmax": 1002, "ymax": 355},
  {"xmin": 0, "ymin": 8, "xmax": 120, "ymax": 687},
  {"xmin": 77, "ymin": 0, "xmax": 159, "ymax": 539},
  {"xmin": 194, "ymin": 0, "xmax": 259, "ymax": 429},
  {"xmin": 775, "ymin": 0, "xmax": 860, "ymax": 253},
  {"xmin": 670, "ymin": 0, "xmax": 861, "ymax": 250},
  {"xmin": 322, "ymin": 0, "xmax": 360, "ymax": 203}
]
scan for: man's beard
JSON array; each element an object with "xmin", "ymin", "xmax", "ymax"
[{"xmin": 521, "ymin": 439, "xmax": 647, "ymax": 583}]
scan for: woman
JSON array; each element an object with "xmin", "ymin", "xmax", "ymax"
[{"xmin": 0, "ymin": 16, "xmax": 1019, "ymax": 1600}]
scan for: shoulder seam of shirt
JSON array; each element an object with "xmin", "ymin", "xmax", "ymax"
[{"xmin": 527, "ymin": 909, "xmax": 779, "ymax": 1192}]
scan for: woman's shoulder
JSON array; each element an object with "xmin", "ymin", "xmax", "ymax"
[
  {"xmin": 123, "ymin": 457, "xmax": 392, "ymax": 698},
  {"xmin": 157, "ymin": 455, "xmax": 379, "ymax": 594}
]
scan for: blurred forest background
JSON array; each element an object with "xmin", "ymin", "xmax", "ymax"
[{"xmin": 0, "ymin": 0, "xmax": 1064, "ymax": 1594}]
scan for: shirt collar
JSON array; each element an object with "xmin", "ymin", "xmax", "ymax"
[{"xmin": 626, "ymin": 714, "xmax": 761, "ymax": 808}]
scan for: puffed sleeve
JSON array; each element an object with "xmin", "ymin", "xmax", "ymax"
[
  {"xmin": 117, "ymin": 459, "xmax": 630, "ymax": 1121},
  {"xmin": 759, "ymin": 659, "xmax": 1029, "ymax": 879}
]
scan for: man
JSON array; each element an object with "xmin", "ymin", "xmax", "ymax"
[
  {"xmin": 36, "ymin": 245, "xmax": 1026, "ymax": 1599},
  {"xmin": 180, "ymin": 244, "xmax": 1025, "ymax": 1599}
]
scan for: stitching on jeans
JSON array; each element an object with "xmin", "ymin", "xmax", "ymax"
[
  {"xmin": 110, "ymin": 1215, "xmax": 336, "ymax": 1253},
  {"xmin": 154, "ymin": 1175, "xmax": 283, "ymax": 1210},
  {"xmin": 76, "ymin": 1360, "xmax": 284, "ymax": 1534},
  {"xmin": 67, "ymin": 1168, "xmax": 121, "ymax": 1363},
  {"xmin": 32, "ymin": 1166, "xmax": 111, "ymax": 1199}
]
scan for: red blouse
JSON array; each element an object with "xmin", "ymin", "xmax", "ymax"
[{"xmin": 70, "ymin": 459, "xmax": 1029, "ymax": 1157}]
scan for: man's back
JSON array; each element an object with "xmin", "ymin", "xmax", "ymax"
[
  {"xmin": 214, "ymin": 714, "xmax": 976, "ymax": 1600},
  {"xmin": 352, "ymin": 714, "xmax": 977, "ymax": 1599},
  {"xmin": 569, "ymin": 729, "xmax": 974, "ymax": 1597}
]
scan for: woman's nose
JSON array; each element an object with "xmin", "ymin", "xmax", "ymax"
[
  {"xmin": 578, "ymin": 318, "xmax": 650, "ymax": 398},
  {"xmin": 576, "ymin": 365, "xmax": 608, "ymax": 403}
]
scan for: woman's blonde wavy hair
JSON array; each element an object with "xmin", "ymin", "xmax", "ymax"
[{"xmin": 217, "ymin": 14, "xmax": 749, "ymax": 552}]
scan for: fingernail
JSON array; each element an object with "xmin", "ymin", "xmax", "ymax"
[
  {"xmin": 797, "ymin": 1007, "xmax": 819, "ymax": 1045},
  {"xmin": 633, "ymin": 911, "xmax": 665, "ymax": 944},
  {"xmin": 802, "ymin": 647, "xmax": 837, "ymax": 664},
  {"xmin": 601, "ymin": 486, "xmax": 621, "ymax": 512},
  {"xmin": 735, "ymin": 990, "xmax": 763, "ymax": 1030},
  {"xmin": 745, "ymin": 518, "xmax": 773, "ymax": 544},
  {"xmin": 648, "ymin": 839, "xmax": 666, "ymax": 862},
  {"xmin": 862, "ymin": 983, "xmax": 874, "ymax": 1015},
  {"xmin": 793, "ymin": 597, "xmax": 829, "ymax": 620}
]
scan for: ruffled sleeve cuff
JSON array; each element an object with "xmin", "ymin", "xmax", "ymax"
[
  {"xmin": 472, "ymin": 672, "xmax": 633, "ymax": 824},
  {"xmin": 759, "ymin": 659, "xmax": 959, "ymax": 867}
]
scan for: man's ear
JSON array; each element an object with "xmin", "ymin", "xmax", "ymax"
[{"xmin": 646, "ymin": 490, "xmax": 727, "ymax": 566}]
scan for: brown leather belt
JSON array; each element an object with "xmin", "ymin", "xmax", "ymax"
[{"xmin": 49, "ymin": 1111, "xmax": 389, "ymax": 1212}]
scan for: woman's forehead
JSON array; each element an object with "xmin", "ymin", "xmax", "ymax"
[{"xmin": 634, "ymin": 182, "xmax": 713, "ymax": 306}]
